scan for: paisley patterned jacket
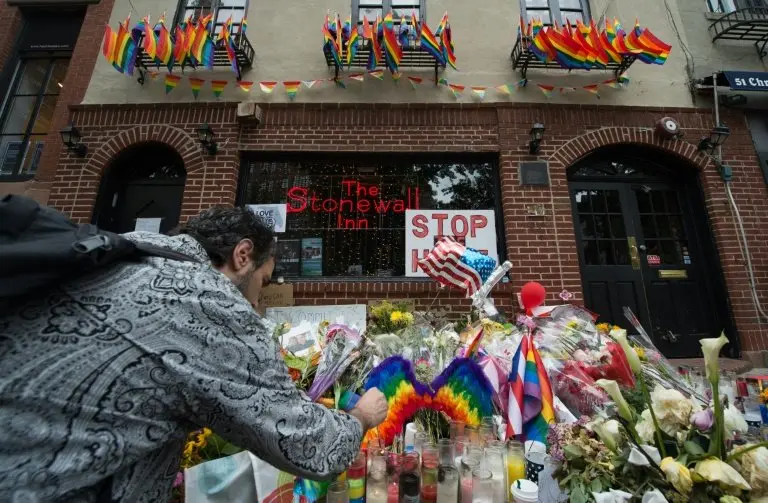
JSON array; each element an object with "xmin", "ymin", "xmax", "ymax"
[{"xmin": 0, "ymin": 232, "xmax": 363, "ymax": 503}]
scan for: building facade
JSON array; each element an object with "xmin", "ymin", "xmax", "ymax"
[{"xmin": 1, "ymin": 0, "xmax": 767, "ymax": 362}]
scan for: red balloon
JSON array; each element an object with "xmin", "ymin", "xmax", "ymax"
[{"xmin": 521, "ymin": 282, "xmax": 546, "ymax": 314}]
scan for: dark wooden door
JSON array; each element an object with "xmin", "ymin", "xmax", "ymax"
[
  {"xmin": 570, "ymin": 180, "xmax": 721, "ymax": 357},
  {"xmin": 114, "ymin": 180, "xmax": 185, "ymax": 234}
]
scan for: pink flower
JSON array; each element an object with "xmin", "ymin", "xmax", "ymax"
[
  {"xmin": 173, "ymin": 472, "xmax": 184, "ymax": 488},
  {"xmin": 691, "ymin": 408, "xmax": 714, "ymax": 432}
]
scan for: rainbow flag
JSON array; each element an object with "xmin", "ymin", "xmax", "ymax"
[
  {"xmin": 599, "ymin": 28, "xmax": 622, "ymax": 63},
  {"xmin": 536, "ymin": 84, "xmax": 555, "ymax": 98},
  {"xmin": 141, "ymin": 16, "xmax": 157, "ymax": 60},
  {"xmin": 606, "ymin": 17, "xmax": 617, "ymax": 42},
  {"xmin": 164, "ymin": 74, "xmax": 181, "ymax": 94},
  {"xmin": 322, "ymin": 15, "xmax": 342, "ymax": 67},
  {"xmin": 188, "ymin": 77, "xmax": 204, "ymax": 98},
  {"xmin": 419, "ymin": 21, "xmax": 445, "ymax": 65},
  {"xmin": 368, "ymin": 69, "xmax": 384, "ymax": 79},
  {"xmin": 241, "ymin": 17, "xmax": 247, "ymax": 36},
  {"xmin": 284, "ymin": 80, "xmax": 301, "ymax": 99},
  {"xmin": 238, "ymin": 81, "xmax": 253, "ymax": 92},
  {"xmin": 626, "ymin": 21, "xmax": 671, "ymax": 64},
  {"xmin": 102, "ymin": 24, "xmax": 117, "ymax": 66},
  {"xmin": 336, "ymin": 13, "xmax": 344, "ymax": 63},
  {"xmin": 530, "ymin": 28, "xmax": 556, "ymax": 63},
  {"xmin": 210, "ymin": 80, "xmax": 227, "ymax": 98},
  {"xmin": 583, "ymin": 84, "xmax": 600, "ymax": 97},
  {"xmin": 154, "ymin": 19, "xmax": 173, "ymax": 70},
  {"xmin": 448, "ymin": 83, "xmax": 464, "ymax": 98},
  {"xmin": 546, "ymin": 28, "xmax": 589, "ymax": 69},
  {"xmin": 505, "ymin": 334, "xmax": 555, "ymax": 443},
  {"xmin": 382, "ymin": 12, "xmax": 402, "ymax": 73},
  {"xmin": 440, "ymin": 24, "xmax": 457, "ymax": 69},
  {"xmin": 407, "ymin": 75, "xmax": 422, "ymax": 89},
  {"xmin": 115, "ymin": 20, "xmax": 137, "ymax": 75},
  {"xmin": 346, "ymin": 23, "xmax": 359, "ymax": 66},
  {"xmin": 259, "ymin": 81, "xmax": 276, "ymax": 93},
  {"xmin": 219, "ymin": 20, "xmax": 239, "ymax": 75},
  {"xmin": 172, "ymin": 26, "xmax": 186, "ymax": 66},
  {"xmin": 435, "ymin": 11, "xmax": 448, "ymax": 36}
]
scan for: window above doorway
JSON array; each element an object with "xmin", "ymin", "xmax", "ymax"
[
  {"xmin": 173, "ymin": 0, "xmax": 248, "ymax": 37},
  {"xmin": 352, "ymin": 0, "xmax": 426, "ymax": 26},
  {"xmin": 520, "ymin": 0, "xmax": 590, "ymax": 26}
]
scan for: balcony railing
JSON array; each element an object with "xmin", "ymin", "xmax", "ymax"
[
  {"xmin": 510, "ymin": 36, "xmax": 637, "ymax": 80},
  {"xmin": 133, "ymin": 32, "xmax": 255, "ymax": 83},
  {"xmin": 323, "ymin": 38, "xmax": 445, "ymax": 81},
  {"xmin": 708, "ymin": 3, "xmax": 768, "ymax": 59}
]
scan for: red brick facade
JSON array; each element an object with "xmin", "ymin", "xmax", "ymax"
[{"xmin": 49, "ymin": 101, "xmax": 768, "ymax": 354}]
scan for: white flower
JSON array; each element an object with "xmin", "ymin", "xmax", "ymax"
[
  {"xmin": 693, "ymin": 457, "xmax": 751, "ymax": 491},
  {"xmin": 700, "ymin": 333, "xmax": 729, "ymax": 385},
  {"xmin": 628, "ymin": 445, "xmax": 661, "ymax": 467},
  {"xmin": 730, "ymin": 445, "xmax": 768, "ymax": 495},
  {"xmin": 641, "ymin": 489, "xmax": 669, "ymax": 503},
  {"xmin": 635, "ymin": 409, "xmax": 656, "ymax": 443},
  {"xmin": 611, "ymin": 328, "xmax": 642, "ymax": 374},
  {"xmin": 592, "ymin": 490, "xmax": 634, "ymax": 503},
  {"xmin": 723, "ymin": 405, "xmax": 748, "ymax": 440},
  {"xmin": 596, "ymin": 379, "xmax": 634, "ymax": 423},
  {"xmin": 660, "ymin": 457, "xmax": 693, "ymax": 494},
  {"xmin": 645, "ymin": 386, "xmax": 694, "ymax": 437},
  {"xmin": 590, "ymin": 418, "xmax": 622, "ymax": 452}
]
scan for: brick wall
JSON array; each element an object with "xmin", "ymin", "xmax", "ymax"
[
  {"xmin": 0, "ymin": 2, "xmax": 22, "ymax": 72},
  {"xmin": 53, "ymin": 101, "xmax": 768, "ymax": 354}
]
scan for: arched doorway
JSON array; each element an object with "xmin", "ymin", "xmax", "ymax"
[
  {"xmin": 93, "ymin": 142, "xmax": 186, "ymax": 234},
  {"xmin": 567, "ymin": 145, "xmax": 733, "ymax": 358}
]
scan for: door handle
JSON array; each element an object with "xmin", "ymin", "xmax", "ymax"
[
  {"xmin": 638, "ymin": 245, "xmax": 647, "ymax": 252},
  {"xmin": 628, "ymin": 236, "xmax": 641, "ymax": 270}
]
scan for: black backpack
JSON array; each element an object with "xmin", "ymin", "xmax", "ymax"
[{"xmin": 0, "ymin": 194, "xmax": 195, "ymax": 298}]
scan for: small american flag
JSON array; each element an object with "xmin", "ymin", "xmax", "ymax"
[{"xmin": 418, "ymin": 236, "xmax": 494, "ymax": 297}]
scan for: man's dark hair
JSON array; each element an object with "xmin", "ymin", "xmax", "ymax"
[{"xmin": 178, "ymin": 206, "xmax": 276, "ymax": 268}]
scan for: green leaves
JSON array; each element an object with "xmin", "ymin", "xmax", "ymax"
[
  {"xmin": 684, "ymin": 440, "xmax": 705, "ymax": 457},
  {"xmin": 563, "ymin": 444, "xmax": 585, "ymax": 460}
]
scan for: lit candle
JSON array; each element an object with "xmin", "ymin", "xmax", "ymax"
[
  {"xmin": 387, "ymin": 482, "xmax": 399, "ymax": 503},
  {"xmin": 460, "ymin": 478, "xmax": 472, "ymax": 503}
]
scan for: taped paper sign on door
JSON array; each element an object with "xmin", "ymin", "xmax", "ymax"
[{"xmin": 405, "ymin": 209, "xmax": 498, "ymax": 277}]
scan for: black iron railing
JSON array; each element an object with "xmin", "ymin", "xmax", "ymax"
[
  {"xmin": 708, "ymin": 6, "xmax": 768, "ymax": 59},
  {"xmin": 133, "ymin": 32, "xmax": 255, "ymax": 83},
  {"xmin": 510, "ymin": 36, "xmax": 636, "ymax": 80},
  {"xmin": 323, "ymin": 38, "xmax": 444, "ymax": 81}
]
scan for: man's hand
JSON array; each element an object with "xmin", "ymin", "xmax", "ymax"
[{"xmin": 349, "ymin": 388, "xmax": 388, "ymax": 432}]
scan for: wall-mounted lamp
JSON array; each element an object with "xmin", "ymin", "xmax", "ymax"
[
  {"xmin": 196, "ymin": 123, "xmax": 218, "ymax": 155},
  {"xmin": 59, "ymin": 123, "xmax": 87, "ymax": 157},
  {"xmin": 529, "ymin": 122, "xmax": 545, "ymax": 154},
  {"xmin": 697, "ymin": 124, "xmax": 730, "ymax": 154}
]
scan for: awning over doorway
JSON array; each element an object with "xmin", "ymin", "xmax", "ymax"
[{"xmin": 723, "ymin": 70, "xmax": 768, "ymax": 91}]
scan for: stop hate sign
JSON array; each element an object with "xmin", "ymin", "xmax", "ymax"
[{"xmin": 405, "ymin": 209, "xmax": 498, "ymax": 277}]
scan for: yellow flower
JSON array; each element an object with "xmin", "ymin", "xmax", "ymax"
[
  {"xmin": 693, "ymin": 457, "xmax": 751, "ymax": 491},
  {"xmin": 402, "ymin": 312, "xmax": 414, "ymax": 325},
  {"xmin": 596, "ymin": 322, "xmax": 610, "ymax": 333},
  {"xmin": 390, "ymin": 311, "xmax": 404, "ymax": 323},
  {"xmin": 633, "ymin": 345, "xmax": 646, "ymax": 360},
  {"xmin": 661, "ymin": 457, "xmax": 693, "ymax": 494}
]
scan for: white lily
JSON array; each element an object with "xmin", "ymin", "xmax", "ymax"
[
  {"xmin": 592, "ymin": 490, "xmax": 634, "ymax": 503},
  {"xmin": 591, "ymin": 418, "xmax": 622, "ymax": 452},
  {"xmin": 693, "ymin": 457, "xmax": 751, "ymax": 491},
  {"xmin": 596, "ymin": 379, "xmax": 634, "ymax": 423},
  {"xmin": 610, "ymin": 328, "xmax": 642, "ymax": 374},
  {"xmin": 699, "ymin": 333, "xmax": 729, "ymax": 385},
  {"xmin": 641, "ymin": 489, "xmax": 669, "ymax": 503}
]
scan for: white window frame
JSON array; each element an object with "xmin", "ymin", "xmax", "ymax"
[
  {"xmin": 352, "ymin": 0, "xmax": 427, "ymax": 26},
  {"xmin": 520, "ymin": 0, "xmax": 591, "ymax": 26}
]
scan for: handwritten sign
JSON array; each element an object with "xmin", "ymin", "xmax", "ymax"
[
  {"xmin": 134, "ymin": 217, "xmax": 162, "ymax": 233},
  {"xmin": 266, "ymin": 304, "xmax": 367, "ymax": 333},
  {"xmin": 248, "ymin": 204, "xmax": 287, "ymax": 232}
]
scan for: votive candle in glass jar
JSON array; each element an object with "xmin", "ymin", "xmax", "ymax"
[
  {"xmin": 421, "ymin": 444, "xmax": 439, "ymax": 503},
  {"xmin": 471, "ymin": 469, "xmax": 493, "ymax": 503},
  {"xmin": 385, "ymin": 452, "xmax": 401, "ymax": 503},
  {"xmin": 483, "ymin": 442, "xmax": 506, "ymax": 503},
  {"xmin": 437, "ymin": 465, "xmax": 459, "ymax": 503},
  {"xmin": 460, "ymin": 455, "xmax": 480, "ymax": 503},
  {"xmin": 366, "ymin": 449, "xmax": 387, "ymax": 503},
  {"xmin": 438, "ymin": 438, "xmax": 456, "ymax": 467},
  {"xmin": 450, "ymin": 419, "xmax": 466, "ymax": 441},
  {"xmin": 400, "ymin": 452, "xmax": 421, "ymax": 503},
  {"xmin": 506, "ymin": 441, "xmax": 525, "ymax": 501},
  {"xmin": 327, "ymin": 480, "xmax": 349, "ymax": 503},
  {"xmin": 347, "ymin": 451, "xmax": 366, "ymax": 503}
]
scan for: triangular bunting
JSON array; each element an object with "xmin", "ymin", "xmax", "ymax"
[
  {"xmin": 407, "ymin": 76, "xmax": 423, "ymax": 90},
  {"xmin": 259, "ymin": 81, "xmax": 277, "ymax": 94},
  {"xmin": 391, "ymin": 72, "xmax": 402, "ymax": 82},
  {"xmin": 284, "ymin": 80, "xmax": 301, "ymax": 99},
  {"xmin": 302, "ymin": 80, "xmax": 320, "ymax": 89},
  {"xmin": 188, "ymin": 77, "xmax": 204, "ymax": 99},
  {"xmin": 448, "ymin": 83, "xmax": 465, "ymax": 99},
  {"xmin": 470, "ymin": 86, "xmax": 486, "ymax": 100},
  {"xmin": 368, "ymin": 69, "xmax": 384, "ymax": 80},
  {"xmin": 437, "ymin": 77, "xmax": 448, "ymax": 86},
  {"xmin": 583, "ymin": 84, "xmax": 600, "ymax": 98},
  {"xmin": 602, "ymin": 79, "xmax": 622, "ymax": 89},
  {"xmin": 348, "ymin": 73, "xmax": 365, "ymax": 82},
  {"xmin": 238, "ymin": 81, "xmax": 254, "ymax": 92},
  {"xmin": 210, "ymin": 80, "xmax": 227, "ymax": 98},
  {"xmin": 333, "ymin": 78, "xmax": 347, "ymax": 89},
  {"xmin": 516, "ymin": 79, "xmax": 528, "ymax": 88},
  {"xmin": 536, "ymin": 84, "xmax": 555, "ymax": 98},
  {"xmin": 164, "ymin": 74, "xmax": 181, "ymax": 94},
  {"xmin": 496, "ymin": 84, "xmax": 513, "ymax": 95},
  {"xmin": 618, "ymin": 73, "xmax": 631, "ymax": 86}
]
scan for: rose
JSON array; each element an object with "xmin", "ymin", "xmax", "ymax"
[
  {"xmin": 691, "ymin": 408, "xmax": 714, "ymax": 432},
  {"xmin": 723, "ymin": 405, "xmax": 748, "ymax": 440},
  {"xmin": 660, "ymin": 457, "xmax": 693, "ymax": 494}
]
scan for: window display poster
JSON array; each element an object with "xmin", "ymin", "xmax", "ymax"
[
  {"xmin": 405, "ymin": 209, "xmax": 498, "ymax": 277},
  {"xmin": 301, "ymin": 237, "xmax": 323, "ymax": 276},
  {"xmin": 275, "ymin": 239, "xmax": 301, "ymax": 276},
  {"xmin": 248, "ymin": 204, "xmax": 287, "ymax": 233}
]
